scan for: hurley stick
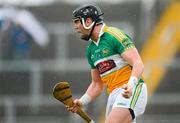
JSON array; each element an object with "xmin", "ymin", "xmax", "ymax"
[{"xmin": 53, "ymin": 82, "xmax": 94, "ymax": 123}]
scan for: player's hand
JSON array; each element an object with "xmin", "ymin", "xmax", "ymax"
[
  {"xmin": 122, "ymin": 84, "xmax": 133, "ymax": 98},
  {"xmin": 66, "ymin": 99, "xmax": 83, "ymax": 113}
]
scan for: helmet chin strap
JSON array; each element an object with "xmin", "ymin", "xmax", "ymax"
[
  {"xmin": 81, "ymin": 18, "xmax": 96, "ymax": 41},
  {"xmin": 82, "ymin": 18, "xmax": 95, "ymax": 29}
]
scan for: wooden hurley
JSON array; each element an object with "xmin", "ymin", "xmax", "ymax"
[{"xmin": 53, "ymin": 81, "xmax": 94, "ymax": 123}]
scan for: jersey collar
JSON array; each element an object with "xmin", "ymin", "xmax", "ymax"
[{"xmin": 90, "ymin": 23, "xmax": 106, "ymax": 46}]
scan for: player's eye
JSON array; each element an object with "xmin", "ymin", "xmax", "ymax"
[{"xmin": 72, "ymin": 19, "xmax": 80, "ymax": 24}]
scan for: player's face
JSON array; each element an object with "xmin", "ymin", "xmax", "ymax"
[{"xmin": 72, "ymin": 19, "xmax": 90, "ymax": 39}]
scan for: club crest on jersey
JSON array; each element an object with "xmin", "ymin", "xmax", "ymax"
[{"xmin": 102, "ymin": 48, "xmax": 109, "ymax": 54}]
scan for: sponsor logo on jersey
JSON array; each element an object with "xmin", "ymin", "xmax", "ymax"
[{"xmin": 96, "ymin": 59, "xmax": 116, "ymax": 74}]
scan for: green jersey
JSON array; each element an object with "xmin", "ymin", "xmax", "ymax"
[{"xmin": 86, "ymin": 24, "xmax": 136, "ymax": 93}]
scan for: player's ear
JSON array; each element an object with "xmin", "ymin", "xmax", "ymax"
[{"xmin": 85, "ymin": 18, "xmax": 93, "ymax": 26}]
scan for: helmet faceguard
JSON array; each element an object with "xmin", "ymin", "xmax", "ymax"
[{"xmin": 72, "ymin": 4, "xmax": 104, "ymax": 41}]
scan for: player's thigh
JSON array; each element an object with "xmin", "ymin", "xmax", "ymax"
[{"xmin": 105, "ymin": 107, "xmax": 132, "ymax": 123}]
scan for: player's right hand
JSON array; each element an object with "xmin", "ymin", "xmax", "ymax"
[
  {"xmin": 122, "ymin": 84, "xmax": 133, "ymax": 98},
  {"xmin": 66, "ymin": 99, "xmax": 83, "ymax": 113}
]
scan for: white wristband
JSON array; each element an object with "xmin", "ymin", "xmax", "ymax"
[
  {"xmin": 79, "ymin": 93, "xmax": 92, "ymax": 106},
  {"xmin": 89, "ymin": 120, "xmax": 95, "ymax": 123},
  {"xmin": 128, "ymin": 76, "xmax": 138, "ymax": 88}
]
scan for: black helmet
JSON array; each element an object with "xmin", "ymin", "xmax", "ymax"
[{"xmin": 72, "ymin": 4, "xmax": 104, "ymax": 23}]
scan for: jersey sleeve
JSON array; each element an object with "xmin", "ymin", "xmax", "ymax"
[
  {"xmin": 105, "ymin": 27, "xmax": 135, "ymax": 55},
  {"xmin": 86, "ymin": 46, "xmax": 97, "ymax": 69},
  {"xmin": 112, "ymin": 30, "xmax": 135, "ymax": 55}
]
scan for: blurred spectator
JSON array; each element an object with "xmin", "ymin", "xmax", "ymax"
[{"xmin": 0, "ymin": 6, "xmax": 49, "ymax": 60}]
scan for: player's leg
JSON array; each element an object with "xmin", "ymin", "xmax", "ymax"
[
  {"xmin": 124, "ymin": 112, "xmax": 136, "ymax": 123},
  {"xmin": 105, "ymin": 88, "xmax": 135, "ymax": 123},
  {"xmin": 105, "ymin": 84, "xmax": 146, "ymax": 123},
  {"xmin": 105, "ymin": 107, "xmax": 132, "ymax": 123}
]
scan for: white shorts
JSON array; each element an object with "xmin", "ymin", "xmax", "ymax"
[{"xmin": 106, "ymin": 83, "xmax": 148, "ymax": 118}]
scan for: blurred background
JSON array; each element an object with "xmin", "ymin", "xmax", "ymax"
[{"xmin": 0, "ymin": 0, "xmax": 180, "ymax": 123}]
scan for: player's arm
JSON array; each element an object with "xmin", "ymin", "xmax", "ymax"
[
  {"xmin": 86, "ymin": 69, "xmax": 104, "ymax": 100},
  {"xmin": 121, "ymin": 47, "xmax": 144, "ymax": 98},
  {"xmin": 77, "ymin": 69, "xmax": 104, "ymax": 106},
  {"xmin": 68, "ymin": 69, "xmax": 104, "ymax": 113},
  {"xmin": 122, "ymin": 47, "xmax": 144, "ymax": 79}
]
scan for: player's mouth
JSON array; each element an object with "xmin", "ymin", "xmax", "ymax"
[{"xmin": 76, "ymin": 30, "xmax": 82, "ymax": 35}]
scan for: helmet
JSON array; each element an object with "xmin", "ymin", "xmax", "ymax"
[
  {"xmin": 72, "ymin": 4, "xmax": 104, "ymax": 41},
  {"xmin": 72, "ymin": 4, "xmax": 104, "ymax": 24}
]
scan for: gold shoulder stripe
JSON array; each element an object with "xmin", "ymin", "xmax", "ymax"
[
  {"xmin": 105, "ymin": 27, "xmax": 127, "ymax": 43},
  {"xmin": 110, "ymin": 27, "xmax": 127, "ymax": 39}
]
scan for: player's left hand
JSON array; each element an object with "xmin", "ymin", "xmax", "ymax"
[{"xmin": 122, "ymin": 84, "xmax": 133, "ymax": 98}]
